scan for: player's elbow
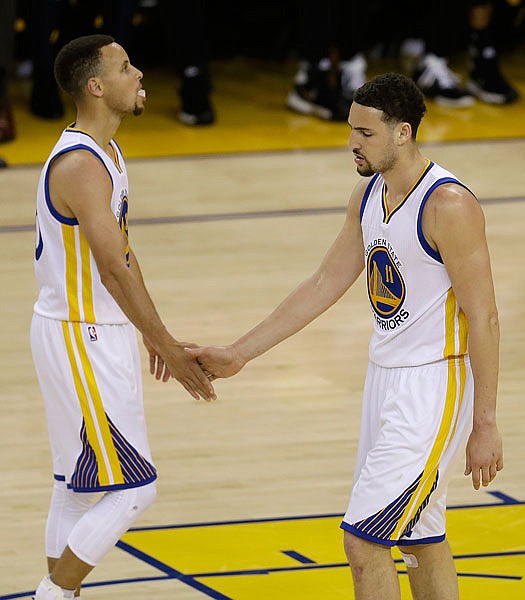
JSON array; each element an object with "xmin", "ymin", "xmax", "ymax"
[{"xmin": 99, "ymin": 261, "xmax": 128, "ymax": 295}]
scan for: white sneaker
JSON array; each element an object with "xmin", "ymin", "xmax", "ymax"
[
  {"xmin": 340, "ymin": 53, "xmax": 367, "ymax": 100},
  {"xmin": 34, "ymin": 575, "xmax": 74, "ymax": 599},
  {"xmin": 413, "ymin": 53, "xmax": 474, "ymax": 107}
]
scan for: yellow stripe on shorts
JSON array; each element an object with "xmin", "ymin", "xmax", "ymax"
[{"xmin": 62, "ymin": 321, "xmax": 124, "ymax": 486}]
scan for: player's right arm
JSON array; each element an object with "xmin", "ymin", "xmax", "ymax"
[
  {"xmin": 188, "ymin": 179, "xmax": 369, "ymax": 378},
  {"xmin": 48, "ymin": 149, "xmax": 215, "ymax": 401}
]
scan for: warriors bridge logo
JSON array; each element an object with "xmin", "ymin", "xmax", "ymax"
[{"xmin": 367, "ymin": 243, "xmax": 409, "ymax": 329}]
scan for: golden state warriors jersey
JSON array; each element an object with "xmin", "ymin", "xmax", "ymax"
[
  {"xmin": 34, "ymin": 127, "xmax": 130, "ymax": 324},
  {"xmin": 360, "ymin": 161, "xmax": 470, "ymax": 367}
]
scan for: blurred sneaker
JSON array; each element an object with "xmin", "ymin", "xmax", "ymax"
[
  {"xmin": 466, "ymin": 47, "xmax": 519, "ymax": 105},
  {"xmin": 413, "ymin": 53, "xmax": 474, "ymax": 107},
  {"xmin": 178, "ymin": 66, "xmax": 215, "ymax": 126},
  {"xmin": 340, "ymin": 53, "xmax": 367, "ymax": 102},
  {"xmin": 287, "ymin": 59, "xmax": 349, "ymax": 122}
]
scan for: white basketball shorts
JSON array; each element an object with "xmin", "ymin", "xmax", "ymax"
[
  {"xmin": 31, "ymin": 314, "xmax": 157, "ymax": 493},
  {"xmin": 341, "ymin": 357, "xmax": 473, "ymax": 546}
]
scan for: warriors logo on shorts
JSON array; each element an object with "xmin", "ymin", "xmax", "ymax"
[{"xmin": 367, "ymin": 246, "xmax": 406, "ymax": 318}]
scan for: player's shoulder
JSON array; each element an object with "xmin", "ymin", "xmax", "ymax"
[
  {"xmin": 425, "ymin": 181, "xmax": 484, "ymax": 234},
  {"xmin": 426, "ymin": 180, "xmax": 479, "ymax": 217},
  {"xmin": 50, "ymin": 146, "xmax": 110, "ymax": 185}
]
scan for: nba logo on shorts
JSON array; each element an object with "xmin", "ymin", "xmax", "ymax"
[{"xmin": 87, "ymin": 325, "xmax": 98, "ymax": 342}]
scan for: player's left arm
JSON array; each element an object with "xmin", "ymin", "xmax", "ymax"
[{"xmin": 423, "ymin": 183, "xmax": 503, "ymax": 490}]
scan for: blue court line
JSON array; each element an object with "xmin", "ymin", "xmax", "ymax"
[
  {"xmin": 3, "ymin": 551, "xmax": 522, "ymax": 600},
  {"xmin": 281, "ymin": 550, "xmax": 317, "ymax": 564},
  {"xmin": 1, "ymin": 196, "xmax": 524, "ymax": 235},
  {"xmin": 2, "ymin": 492, "xmax": 522, "ymax": 600}
]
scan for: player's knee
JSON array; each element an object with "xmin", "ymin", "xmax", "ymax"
[
  {"xmin": 116, "ymin": 482, "xmax": 157, "ymax": 524},
  {"xmin": 132, "ymin": 481, "xmax": 157, "ymax": 515},
  {"xmin": 343, "ymin": 531, "xmax": 370, "ymax": 566}
]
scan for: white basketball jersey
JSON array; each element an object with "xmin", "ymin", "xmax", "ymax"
[
  {"xmin": 360, "ymin": 161, "xmax": 470, "ymax": 367},
  {"xmin": 34, "ymin": 127, "xmax": 130, "ymax": 324}
]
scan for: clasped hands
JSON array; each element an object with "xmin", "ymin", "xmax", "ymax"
[{"xmin": 143, "ymin": 337, "xmax": 243, "ymax": 402}]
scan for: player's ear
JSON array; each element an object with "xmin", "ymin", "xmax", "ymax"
[
  {"xmin": 87, "ymin": 77, "xmax": 104, "ymax": 98},
  {"xmin": 397, "ymin": 122, "xmax": 412, "ymax": 145}
]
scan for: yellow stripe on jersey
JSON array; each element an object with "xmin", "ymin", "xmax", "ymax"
[
  {"xmin": 71, "ymin": 322, "xmax": 124, "ymax": 486},
  {"xmin": 458, "ymin": 307, "xmax": 468, "ymax": 355},
  {"xmin": 444, "ymin": 287, "xmax": 469, "ymax": 358},
  {"xmin": 79, "ymin": 230, "xmax": 95, "ymax": 322},
  {"xmin": 392, "ymin": 297, "xmax": 466, "ymax": 539},
  {"xmin": 62, "ymin": 225, "xmax": 80, "ymax": 322},
  {"xmin": 62, "ymin": 321, "xmax": 111, "ymax": 485}
]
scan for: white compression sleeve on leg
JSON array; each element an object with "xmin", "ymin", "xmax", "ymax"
[
  {"xmin": 45, "ymin": 481, "xmax": 96, "ymax": 559},
  {"xmin": 67, "ymin": 483, "xmax": 156, "ymax": 566}
]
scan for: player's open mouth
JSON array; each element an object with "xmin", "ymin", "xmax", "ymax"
[{"xmin": 137, "ymin": 89, "xmax": 146, "ymax": 98}]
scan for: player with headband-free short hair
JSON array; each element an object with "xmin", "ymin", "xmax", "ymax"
[
  {"xmin": 31, "ymin": 34, "xmax": 215, "ymax": 600},
  {"xmin": 188, "ymin": 72, "xmax": 503, "ymax": 600}
]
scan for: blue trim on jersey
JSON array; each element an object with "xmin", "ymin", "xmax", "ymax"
[
  {"xmin": 340, "ymin": 521, "xmax": 397, "ymax": 547},
  {"xmin": 44, "ymin": 144, "xmax": 115, "ymax": 225},
  {"xmin": 68, "ymin": 473, "xmax": 157, "ymax": 493},
  {"xmin": 398, "ymin": 534, "xmax": 446, "ymax": 546},
  {"xmin": 417, "ymin": 177, "xmax": 473, "ymax": 263},
  {"xmin": 360, "ymin": 174, "xmax": 380, "ymax": 222},
  {"xmin": 339, "ymin": 522, "xmax": 446, "ymax": 547},
  {"xmin": 53, "ymin": 474, "xmax": 66, "ymax": 481}
]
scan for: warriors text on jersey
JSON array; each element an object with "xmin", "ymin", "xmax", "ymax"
[
  {"xmin": 360, "ymin": 160, "xmax": 471, "ymax": 367},
  {"xmin": 34, "ymin": 127, "xmax": 130, "ymax": 324}
]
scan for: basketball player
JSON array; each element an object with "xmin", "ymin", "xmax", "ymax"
[
  {"xmin": 187, "ymin": 73, "xmax": 503, "ymax": 599},
  {"xmin": 30, "ymin": 35, "xmax": 215, "ymax": 600}
]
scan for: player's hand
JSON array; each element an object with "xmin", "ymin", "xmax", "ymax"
[
  {"xmin": 164, "ymin": 341, "xmax": 217, "ymax": 402},
  {"xmin": 185, "ymin": 345, "xmax": 245, "ymax": 380},
  {"xmin": 143, "ymin": 335, "xmax": 171, "ymax": 382},
  {"xmin": 464, "ymin": 422, "xmax": 503, "ymax": 490}
]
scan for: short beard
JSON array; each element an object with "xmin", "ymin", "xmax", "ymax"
[
  {"xmin": 133, "ymin": 104, "xmax": 144, "ymax": 116},
  {"xmin": 357, "ymin": 163, "xmax": 375, "ymax": 177}
]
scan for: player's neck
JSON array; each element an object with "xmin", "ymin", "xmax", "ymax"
[
  {"xmin": 74, "ymin": 110, "xmax": 122, "ymax": 156},
  {"xmin": 381, "ymin": 150, "xmax": 429, "ymax": 203}
]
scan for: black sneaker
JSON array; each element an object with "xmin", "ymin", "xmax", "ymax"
[
  {"xmin": 413, "ymin": 54, "xmax": 474, "ymax": 108},
  {"xmin": 467, "ymin": 48, "xmax": 519, "ymax": 105},
  {"xmin": 286, "ymin": 60, "xmax": 349, "ymax": 122},
  {"xmin": 178, "ymin": 68, "xmax": 215, "ymax": 126}
]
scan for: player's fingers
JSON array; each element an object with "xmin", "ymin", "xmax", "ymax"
[
  {"xmin": 471, "ymin": 467, "xmax": 481, "ymax": 490},
  {"xmin": 489, "ymin": 463, "xmax": 498, "ymax": 482},
  {"xmin": 191, "ymin": 369, "xmax": 216, "ymax": 401},
  {"xmin": 155, "ymin": 357, "xmax": 164, "ymax": 380},
  {"xmin": 496, "ymin": 457, "xmax": 504, "ymax": 471},
  {"xmin": 149, "ymin": 352, "xmax": 155, "ymax": 375},
  {"xmin": 464, "ymin": 455, "xmax": 471, "ymax": 477},
  {"xmin": 162, "ymin": 365, "xmax": 171, "ymax": 383},
  {"xmin": 180, "ymin": 378, "xmax": 199, "ymax": 400},
  {"xmin": 481, "ymin": 465, "xmax": 491, "ymax": 487}
]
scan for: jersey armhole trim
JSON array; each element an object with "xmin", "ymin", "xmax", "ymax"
[
  {"xmin": 360, "ymin": 174, "xmax": 380, "ymax": 222},
  {"xmin": 45, "ymin": 144, "xmax": 115, "ymax": 225},
  {"xmin": 417, "ymin": 178, "xmax": 474, "ymax": 263}
]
